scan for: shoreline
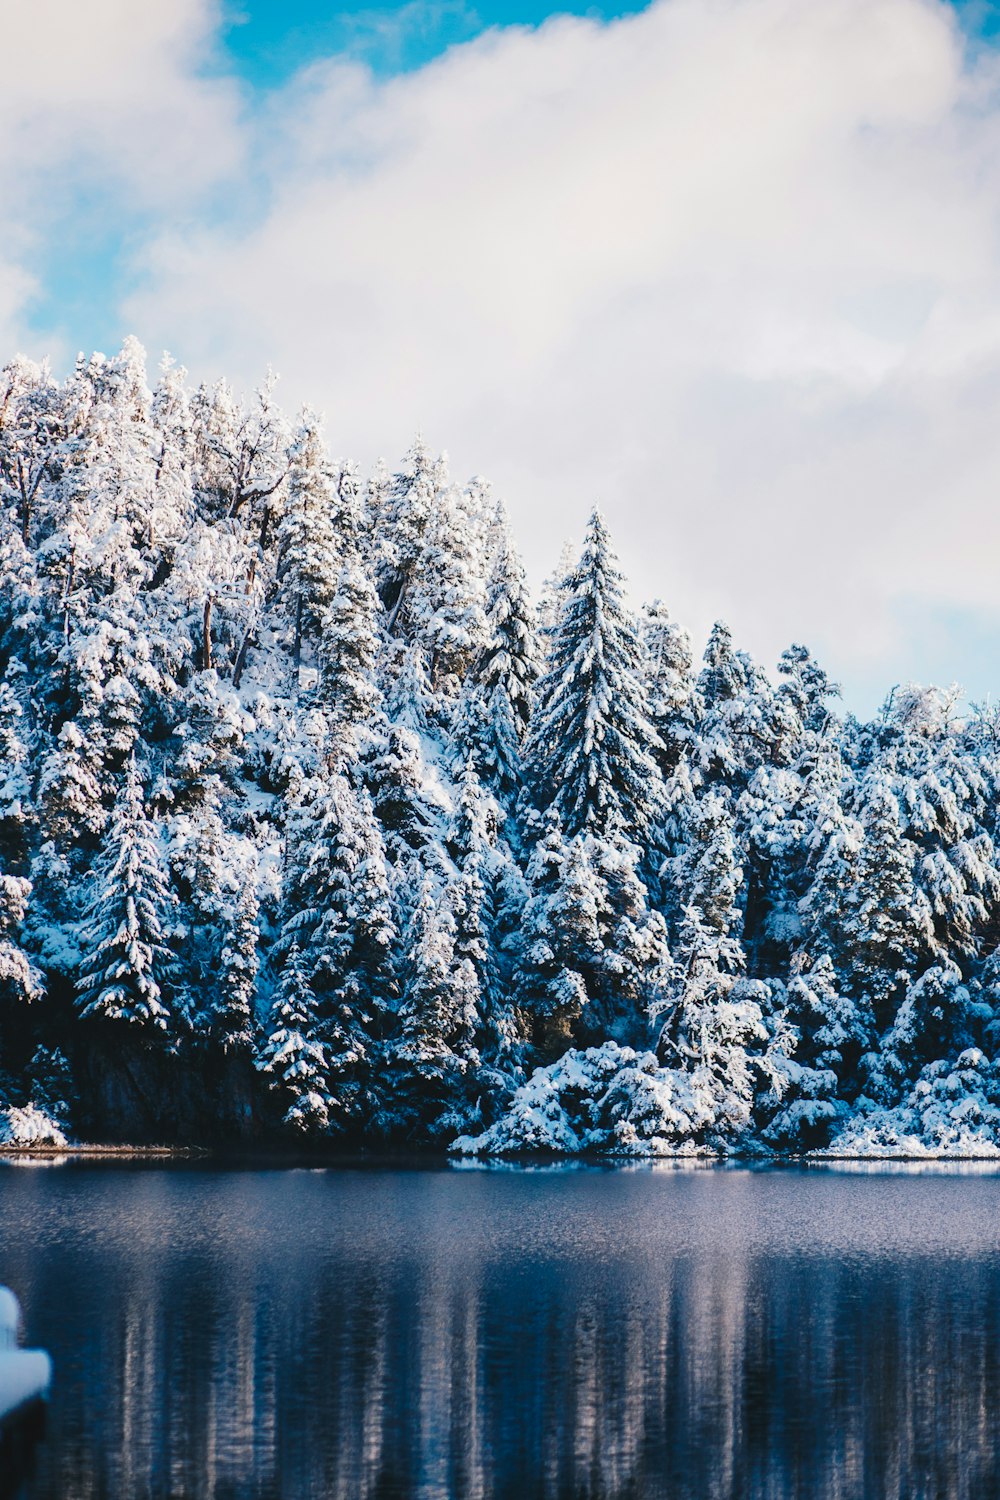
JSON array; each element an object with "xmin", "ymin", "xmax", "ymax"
[
  {"xmin": 0, "ymin": 1144, "xmax": 208, "ymax": 1159},
  {"xmin": 5, "ymin": 1144, "xmax": 1000, "ymax": 1165}
]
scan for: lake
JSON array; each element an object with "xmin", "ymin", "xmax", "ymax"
[{"xmin": 3, "ymin": 1160, "xmax": 1000, "ymax": 1499}]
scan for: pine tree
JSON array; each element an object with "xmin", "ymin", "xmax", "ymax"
[
  {"xmin": 0, "ymin": 874, "xmax": 43, "ymax": 1004},
  {"xmin": 406, "ymin": 478, "xmax": 489, "ymax": 696},
  {"xmin": 760, "ymin": 954, "xmax": 872, "ymax": 1149},
  {"xmin": 76, "ymin": 760, "xmax": 174, "ymax": 1030},
  {"xmin": 386, "ymin": 872, "xmax": 479, "ymax": 1133},
  {"xmin": 777, "ymin": 643, "xmax": 839, "ymax": 737},
  {"xmin": 866, "ymin": 962, "xmax": 974, "ymax": 1107},
  {"xmin": 317, "ymin": 562, "xmax": 381, "ymax": 749},
  {"xmin": 314, "ymin": 453, "xmax": 382, "ymax": 744},
  {"xmin": 384, "ymin": 640, "xmax": 437, "ymax": 735},
  {"xmin": 278, "ymin": 410, "xmax": 341, "ymax": 670},
  {"xmin": 214, "ymin": 883, "xmax": 260, "ymax": 1054},
  {"xmin": 838, "ymin": 776, "xmax": 933, "ymax": 1023},
  {"xmin": 527, "ymin": 510, "xmax": 663, "ymax": 842},
  {"xmin": 458, "ymin": 508, "xmax": 539, "ymax": 805},
  {"xmin": 516, "ymin": 813, "xmax": 669, "ymax": 1054},
  {"xmin": 257, "ymin": 942, "xmax": 332, "ymax": 1132},
  {"xmin": 643, "ymin": 599, "xmax": 696, "ymax": 777},
  {"xmin": 693, "ymin": 620, "xmax": 779, "ymax": 791},
  {"xmin": 654, "ymin": 910, "xmax": 786, "ymax": 1143},
  {"xmin": 536, "ymin": 539, "xmax": 576, "ymax": 636},
  {"xmin": 515, "ymin": 813, "xmax": 590, "ymax": 1055},
  {"xmin": 0, "ymin": 355, "xmax": 60, "ymax": 546},
  {"xmin": 280, "ymin": 769, "xmax": 396, "ymax": 1125},
  {"xmin": 376, "ymin": 437, "xmax": 444, "ymax": 635},
  {"xmin": 5, "ymin": 340, "xmax": 1000, "ymax": 1157},
  {"xmin": 24, "ymin": 1045, "xmax": 76, "ymax": 1134},
  {"xmin": 448, "ymin": 760, "xmax": 524, "ymax": 1068}
]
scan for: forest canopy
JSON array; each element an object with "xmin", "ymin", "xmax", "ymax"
[{"xmin": 0, "ymin": 338, "xmax": 997, "ymax": 1158}]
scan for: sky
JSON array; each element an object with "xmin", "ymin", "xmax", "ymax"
[{"xmin": 5, "ymin": 0, "xmax": 1000, "ymax": 715}]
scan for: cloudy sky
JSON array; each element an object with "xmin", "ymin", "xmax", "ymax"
[{"xmin": 5, "ymin": 0, "xmax": 1000, "ymax": 712}]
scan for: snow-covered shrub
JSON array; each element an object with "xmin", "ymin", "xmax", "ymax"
[
  {"xmin": 0, "ymin": 1103, "xmax": 68, "ymax": 1149},
  {"xmin": 454, "ymin": 1043, "xmax": 715, "ymax": 1157},
  {"xmin": 822, "ymin": 1049, "xmax": 1000, "ymax": 1157}
]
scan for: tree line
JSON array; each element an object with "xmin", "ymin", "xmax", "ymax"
[{"xmin": 0, "ymin": 338, "xmax": 997, "ymax": 1156}]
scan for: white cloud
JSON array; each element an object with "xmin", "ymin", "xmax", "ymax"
[
  {"xmin": 12, "ymin": 0, "xmax": 1000, "ymax": 706},
  {"xmin": 0, "ymin": 0, "xmax": 243, "ymax": 355},
  {"xmin": 0, "ymin": 0, "xmax": 242, "ymax": 198}
]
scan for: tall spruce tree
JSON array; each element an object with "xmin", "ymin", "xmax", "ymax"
[
  {"xmin": 526, "ymin": 509, "xmax": 662, "ymax": 842},
  {"xmin": 76, "ymin": 759, "xmax": 174, "ymax": 1031},
  {"xmin": 458, "ymin": 508, "xmax": 539, "ymax": 806},
  {"xmin": 257, "ymin": 942, "xmax": 333, "ymax": 1133}
]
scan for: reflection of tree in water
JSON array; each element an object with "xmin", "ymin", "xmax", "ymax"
[{"xmin": 4, "ymin": 1170, "xmax": 1000, "ymax": 1499}]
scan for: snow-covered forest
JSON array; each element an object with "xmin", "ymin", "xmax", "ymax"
[{"xmin": 1, "ymin": 338, "xmax": 999, "ymax": 1157}]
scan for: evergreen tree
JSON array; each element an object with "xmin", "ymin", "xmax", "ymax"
[
  {"xmin": 838, "ymin": 776, "xmax": 933, "ymax": 1023},
  {"xmin": 376, "ymin": 437, "xmax": 444, "ymax": 634},
  {"xmin": 214, "ymin": 883, "xmax": 260, "ymax": 1054},
  {"xmin": 527, "ymin": 509, "xmax": 663, "ymax": 841},
  {"xmin": 448, "ymin": 760, "xmax": 524, "ymax": 1070},
  {"xmin": 643, "ymin": 599, "xmax": 696, "ymax": 777},
  {"xmin": 516, "ymin": 815, "xmax": 670, "ymax": 1053},
  {"xmin": 76, "ymin": 760, "xmax": 174, "ymax": 1031},
  {"xmin": 386, "ymin": 872, "xmax": 479, "ymax": 1134},
  {"xmin": 1, "ymin": 341, "xmax": 999, "ymax": 1158},
  {"xmin": 0, "ymin": 874, "xmax": 43, "ymax": 1005},
  {"xmin": 257, "ymin": 942, "xmax": 332, "ymax": 1132},
  {"xmin": 278, "ymin": 410, "xmax": 341, "ymax": 669},
  {"xmin": 280, "ymin": 770, "xmax": 396, "ymax": 1126},
  {"xmin": 458, "ymin": 508, "xmax": 539, "ymax": 805}
]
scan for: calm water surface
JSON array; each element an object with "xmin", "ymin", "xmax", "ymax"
[{"xmin": 3, "ymin": 1160, "xmax": 1000, "ymax": 1499}]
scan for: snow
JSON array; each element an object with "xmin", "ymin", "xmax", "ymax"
[
  {"xmin": 0, "ymin": 1105, "xmax": 68, "ymax": 1149},
  {"xmin": 453, "ymin": 1044, "xmax": 718, "ymax": 1157},
  {"xmin": 0, "ymin": 1351, "xmax": 51, "ymax": 1423},
  {"xmin": 0, "ymin": 1288, "xmax": 19, "ymax": 1350},
  {"xmin": 0, "ymin": 1288, "xmax": 51, "ymax": 1425}
]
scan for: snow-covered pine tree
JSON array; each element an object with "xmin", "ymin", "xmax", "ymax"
[
  {"xmin": 760, "ymin": 954, "xmax": 872, "ymax": 1149},
  {"xmin": 457, "ymin": 506, "xmax": 539, "ymax": 807},
  {"xmin": 75, "ymin": 758, "xmax": 174, "ymax": 1031},
  {"xmin": 536, "ymin": 538, "xmax": 576, "ymax": 637},
  {"xmin": 643, "ymin": 599, "xmax": 696, "ymax": 778},
  {"xmin": 447, "ymin": 759, "xmax": 525, "ymax": 1077},
  {"xmin": 526, "ymin": 509, "xmax": 663, "ymax": 842},
  {"xmin": 651, "ymin": 792, "xmax": 791, "ymax": 1142},
  {"xmin": 514, "ymin": 814, "xmax": 591, "ymax": 1056},
  {"xmin": 0, "ymin": 355, "xmax": 60, "ymax": 546},
  {"xmin": 3, "ymin": 340, "xmax": 1000, "ymax": 1157},
  {"xmin": 836, "ymin": 775, "xmax": 933, "ymax": 1025},
  {"xmin": 314, "ymin": 459, "xmax": 381, "ymax": 753},
  {"xmin": 279, "ymin": 769, "xmax": 396, "ymax": 1128},
  {"xmin": 0, "ymin": 874, "xmax": 44, "ymax": 1006},
  {"xmin": 405, "ymin": 477, "xmax": 489, "ymax": 698},
  {"xmin": 277, "ymin": 410, "xmax": 341, "ymax": 672},
  {"xmin": 213, "ymin": 881, "xmax": 260, "ymax": 1055},
  {"xmin": 375, "ymin": 437, "xmax": 444, "ymax": 637},
  {"xmin": 257, "ymin": 942, "xmax": 332, "ymax": 1133},
  {"xmin": 190, "ymin": 372, "xmax": 288, "ymax": 526},
  {"xmin": 384, "ymin": 871, "xmax": 479, "ymax": 1136}
]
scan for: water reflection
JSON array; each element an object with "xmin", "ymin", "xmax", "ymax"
[{"xmin": 2, "ymin": 1163, "xmax": 1000, "ymax": 1499}]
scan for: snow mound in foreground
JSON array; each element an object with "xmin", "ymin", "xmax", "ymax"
[{"xmin": 0, "ymin": 1286, "xmax": 51, "ymax": 1424}]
